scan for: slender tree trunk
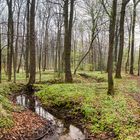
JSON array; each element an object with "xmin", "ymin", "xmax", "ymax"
[
  {"xmin": 43, "ymin": 27, "xmax": 48, "ymax": 71},
  {"xmin": 25, "ymin": 0, "xmax": 30, "ymax": 79},
  {"xmin": 7, "ymin": 0, "xmax": 14, "ymax": 82},
  {"xmin": 58, "ymin": 25, "xmax": 62, "ymax": 76},
  {"xmin": 64, "ymin": 0, "xmax": 74, "ymax": 83},
  {"xmin": 115, "ymin": 0, "xmax": 130, "ymax": 78},
  {"xmin": 28, "ymin": 0, "xmax": 36, "ymax": 84},
  {"xmin": 130, "ymin": 1, "xmax": 137, "ymax": 75},
  {"xmin": 138, "ymin": 46, "xmax": 140, "ymax": 76},
  {"xmin": 13, "ymin": 8, "xmax": 21, "ymax": 83},
  {"xmin": 107, "ymin": 0, "xmax": 117, "ymax": 95},
  {"xmin": 0, "ymin": 26, "xmax": 1, "ymax": 83},
  {"xmin": 17, "ymin": 45, "xmax": 24, "ymax": 73},
  {"xmin": 17, "ymin": 14, "xmax": 26, "ymax": 73},
  {"xmin": 114, "ymin": 19, "xmax": 119, "ymax": 64},
  {"xmin": 55, "ymin": 29, "xmax": 58, "ymax": 72},
  {"xmin": 125, "ymin": 15, "xmax": 132, "ymax": 73},
  {"xmin": 97, "ymin": 36, "xmax": 103, "ymax": 72}
]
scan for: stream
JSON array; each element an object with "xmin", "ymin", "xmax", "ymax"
[{"xmin": 16, "ymin": 94, "xmax": 86, "ymax": 140}]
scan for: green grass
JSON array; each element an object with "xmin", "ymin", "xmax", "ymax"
[
  {"xmin": 82, "ymin": 71, "xmax": 107, "ymax": 82},
  {"xmin": 0, "ymin": 83, "xmax": 22, "ymax": 129},
  {"xmin": 1, "ymin": 70, "xmax": 56, "ymax": 83},
  {"xmin": 0, "ymin": 71, "xmax": 140, "ymax": 139},
  {"xmin": 36, "ymin": 73, "xmax": 140, "ymax": 139}
]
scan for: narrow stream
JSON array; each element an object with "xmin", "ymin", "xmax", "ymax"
[{"xmin": 16, "ymin": 94, "xmax": 86, "ymax": 140}]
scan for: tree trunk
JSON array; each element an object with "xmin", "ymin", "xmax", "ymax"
[
  {"xmin": 13, "ymin": 6, "xmax": 21, "ymax": 83},
  {"xmin": 130, "ymin": 1, "xmax": 137, "ymax": 75},
  {"xmin": 64, "ymin": 0, "xmax": 74, "ymax": 83},
  {"xmin": 28, "ymin": 0, "xmax": 36, "ymax": 84},
  {"xmin": 107, "ymin": 0, "xmax": 117, "ymax": 95},
  {"xmin": 115, "ymin": 0, "xmax": 130, "ymax": 78},
  {"xmin": 125, "ymin": 15, "xmax": 132, "ymax": 73},
  {"xmin": 138, "ymin": 46, "xmax": 140, "ymax": 76},
  {"xmin": 43, "ymin": 27, "xmax": 48, "ymax": 71},
  {"xmin": 0, "ymin": 26, "xmax": 1, "ymax": 83},
  {"xmin": 7, "ymin": 0, "xmax": 14, "ymax": 82},
  {"xmin": 25, "ymin": 0, "xmax": 30, "ymax": 79},
  {"xmin": 17, "ymin": 44, "xmax": 24, "ymax": 73},
  {"xmin": 114, "ymin": 19, "xmax": 119, "ymax": 64}
]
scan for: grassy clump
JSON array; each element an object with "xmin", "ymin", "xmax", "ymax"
[
  {"xmin": 0, "ymin": 83, "xmax": 21, "ymax": 97},
  {"xmin": 0, "ymin": 96, "xmax": 14, "ymax": 128},
  {"xmin": 0, "ymin": 83, "xmax": 20, "ymax": 129},
  {"xmin": 0, "ymin": 103, "xmax": 13, "ymax": 128},
  {"xmin": 84, "ymin": 71, "xmax": 107, "ymax": 82},
  {"xmin": 36, "ymin": 77, "xmax": 139, "ymax": 139}
]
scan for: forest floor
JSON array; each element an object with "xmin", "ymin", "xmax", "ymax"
[
  {"xmin": 0, "ymin": 83, "xmax": 54, "ymax": 140},
  {"xmin": 35, "ymin": 72, "xmax": 140, "ymax": 139},
  {"xmin": 0, "ymin": 72, "xmax": 140, "ymax": 140}
]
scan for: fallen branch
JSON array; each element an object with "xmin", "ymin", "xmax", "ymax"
[{"xmin": 74, "ymin": 31, "xmax": 99, "ymax": 75}]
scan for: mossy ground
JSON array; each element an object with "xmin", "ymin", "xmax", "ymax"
[
  {"xmin": 0, "ymin": 71, "xmax": 140, "ymax": 139},
  {"xmin": 0, "ymin": 82, "xmax": 24, "ymax": 129},
  {"xmin": 35, "ymin": 72, "xmax": 140, "ymax": 140},
  {"xmin": 0, "ymin": 83, "xmax": 16, "ymax": 128}
]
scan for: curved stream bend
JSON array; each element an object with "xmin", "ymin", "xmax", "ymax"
[{"xmin": 16, "ymin": 94, "xmax": 86, "ymax": 140}]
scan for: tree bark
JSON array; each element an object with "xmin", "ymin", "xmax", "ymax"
[
  {"xmin": 25, "ymin": 0, "xmax": 30, "ymax": 79},
  {"xmin": 7, "ymin": 0, "xmax": 14, "ymax": 82},
  {"xmin": 107, "ymin": 0, "xmax": 117, "ymax": 95},
  {"xmin": 114, "ymin": 19, "xmax": 119, "ymax": 64},
  {"xmin": 64, "ymin": 0, "xmax": 74, "ymax": 83},
  {"xmin": 115, "ymin": 0, "xmax": 130, "ymax": 78},
  {"xmin": 28, "ymin": 0, "xmax": 36, "ymax": 84},
  {"xmin": 0, "ymin": 25, "xmax": 1, "ymax": 83},
  {"xmin": 138, "ymin": 46, "xmax": 140, "ymax": 76},
  {"xmin": 125, "ymin": 15, "xmax": 132, "ymax": 73},
  {"xmin": 130, "ymin": 0, "xmax": 137, "ymax": 75}
]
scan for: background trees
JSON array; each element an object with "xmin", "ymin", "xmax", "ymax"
[{"xmin": 0, "ymin": 0, "xmax": 140, "ymax": 93}]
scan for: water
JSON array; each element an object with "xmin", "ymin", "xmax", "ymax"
[{"xmin": 16, "ymin": 94, "xmax": 86, "ymax": 140}]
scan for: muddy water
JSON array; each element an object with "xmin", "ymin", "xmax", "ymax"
[{"xmin": 16, "ymin": 94, "xmax": 86, "ymax": 140}]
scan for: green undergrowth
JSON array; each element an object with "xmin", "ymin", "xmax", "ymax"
[
  {"xmin": 78, "ymin": 71, "xmax": 107, "ymax": 82},
  {"xmin": 0, "ymin": 83, "xmax": 22, "ymax": 129},
  {"xmin": 0, "ymin": 83, "xmax": 22, "ymax": 97},
  {"xmin": 36, "ymin": 75, "xmax": 140, "ymax": 139}
]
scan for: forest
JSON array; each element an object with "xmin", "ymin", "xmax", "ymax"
[{"xmin": 0, "ymin": 0, "xmax": 140, "ymax": 139}]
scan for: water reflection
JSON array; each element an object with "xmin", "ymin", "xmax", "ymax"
[{"xmin": 16, "ymin": 95, "xmax": 86, "ymax": 140}]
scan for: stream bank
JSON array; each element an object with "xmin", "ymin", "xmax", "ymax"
[{"xmin": 13, "ymin": 93, "xmax": 87, "ymax": 140}]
